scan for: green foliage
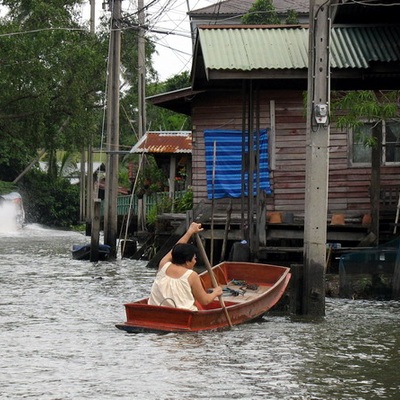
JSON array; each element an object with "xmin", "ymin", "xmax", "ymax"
[
  {"xmin": 0, "ymin": 180, "xmax": 18, "ymax": 194},
  {"xmin": 0, "ymin": 1, "xmax": 191, "ymax": 226},
  {"xmin": 146, "ymin": 189, "xmax": 193, "ymax": 228},
  {"xmin": 117, "ymin": 11, "xmax": 158, "ymax": 149},
  {"xmin": 146, "ymin": 71, "xmax": 191, "ymax": 131},
  {"xmin": 134, "ymin": 155, "xmax": 168, "ymax": 195},
  {"xmin": 147, "ymin": 195, "xmax": 173, "ymax": 225},
  {"xmin": 174, "ymin": 189, "xmax": 193, "ymax": 212},
  {"xmin": 0, "ymin": 0, "xmax": 106, "ymax": 180},
  {"xmin": 332, "ymin": 91, "xmax": 400, "ymax": 128},
  {"xmin": 19, "ymin": 169, "xmax": 80, "ymax": 227},
  {"xmin": 241, "ymin": 0, "xmax": 280, "ymax": 25},
  {"xmin": 146, "ymin": 105, "xmax": 190, "ymax": 131},
  {"xmin": 285, "ymin": 10, "xmax": 299, "ymax": 24},
  {"xmin": 118, "ymin": 162, "xmax": 132, "ymax": 190},
  {"xmin": 175, "ymin": 190, "xmax": 193, "ymax": 212},
  {"xmin": 163, "ymin": 71, "xmax": 191, "ymax": 93},
  {"xmin": 147, "ymin": 71, "xmax": 190, "ymax": 96},
  {"xmin": 331, "ymin": 91, "xmax": 400, "ymax": 150},
  {"xmin": 241, "ymin": 0, "xmax": 298, "ymax": 26}
]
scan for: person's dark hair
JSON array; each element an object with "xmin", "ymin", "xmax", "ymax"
[{"xmin": 171, "ymin": 243, "xmax": 198, "ymax": 265}]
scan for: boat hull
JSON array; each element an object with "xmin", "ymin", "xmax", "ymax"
[{"xmin": 116, "ymin": 261, "xmax": 291, "ymax": 333}]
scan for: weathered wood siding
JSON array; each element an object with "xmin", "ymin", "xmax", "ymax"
[{"xmin": 191, "ymin": 88, "xmax": 400, "ymax": 218}]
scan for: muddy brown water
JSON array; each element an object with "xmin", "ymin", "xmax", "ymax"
[{"xmin": 1, "ymin": 224, "xmax": 399, "ymax": 399}]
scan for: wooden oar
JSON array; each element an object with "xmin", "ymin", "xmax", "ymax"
[{"xmin": 195, "ymin": 233, "xmax": 233, "ymax": 327}]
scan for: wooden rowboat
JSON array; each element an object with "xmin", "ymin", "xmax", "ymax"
[{"xmin": 115, "ymin": 261, "xmax": 291, "ymax": 333}]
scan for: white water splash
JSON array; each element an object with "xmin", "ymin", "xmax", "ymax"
[{"xmin": 0, "ymin": 202, "xmax": 19, "ymax": 232}]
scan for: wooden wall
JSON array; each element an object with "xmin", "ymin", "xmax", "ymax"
[{"xmin": 191, "ymin": 88, "xmax": 400, "ymax": 219}]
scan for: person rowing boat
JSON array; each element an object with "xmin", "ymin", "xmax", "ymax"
[{"xmin": 148, "ymin": 222, "xmax": 223, "ymax": 310}]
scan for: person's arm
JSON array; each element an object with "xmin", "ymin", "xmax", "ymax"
[
  {"xmin": 189, "ymin": 272, "xmax": 223, "ymax": 306},
  {"xmin": 158, "ymin": 222, "xmax": 203, "ymax": 269}
]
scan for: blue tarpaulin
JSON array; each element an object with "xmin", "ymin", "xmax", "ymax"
[{"xmin": 204, "ymin": 129, "xmax": 271, "ymax": 199}]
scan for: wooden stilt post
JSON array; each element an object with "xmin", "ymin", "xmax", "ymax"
[
  {"xmin": 393, "ymin": 244, "xmax": 400, "ymax": 299},
  {"xmin": 90, "ymin": 199, "xmax": 101, "ymax": 262}
]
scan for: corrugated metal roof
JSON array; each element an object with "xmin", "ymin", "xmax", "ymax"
[
  {"xmin": 198, "ymin": 26, "xmax": 309, "ymax": 70},
  {"xmin": 331, "ymin": 26, "xmax": 400, "ymax": 68},
  {"xmin": 130, "ymin": 131, "xmax": 192, "ymax": 154},
  {"xmin": 197, "ymin": 25, "xmax": 400, "ymax": 72}
]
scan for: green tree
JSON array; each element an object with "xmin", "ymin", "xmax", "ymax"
[
  {"xmin": 119, "ymin": 70, "xmax": 191, "ymax": 190},
  {"xmin": 0, "ymin": 0, "xmax": 106, "ymax": 181},
  {"xmin": 146, "ymin": 71, "xmax": 191, "ymax": 131},
  {"xmin": 19, "ymin": 169, "xmax": 80, "ymax": 227},
  {"xmin": 241, "ymin": 0, "xmax": 299, "ymax": 25},
  {"xmin": 0, "ymin": 1, "xmax": 181, "ymax": 226},
  {"xmin": 332, "ymin": 91, "xmax": 399, "ymax": 140},
  {"xmin": 331, "ymin": 90, "xmax": 400, "ymax": 242},
  {"xmin": 241, "ymin": 0, "xmax": 280, "ymax": 25},
  {"xmin": 285, "ymin": 10, "xmax": 299, "ymax": 25},
  {"xmin": 116, "ymin": 11, "xmax": 158, "ymax": 150}
]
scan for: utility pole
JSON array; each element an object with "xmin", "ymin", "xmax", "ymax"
[
  {"xmin": 104, "ymin": 0, "xmax": 122, "ymax": 258},
  {"xmin": 79, "ymin": 1, "xmax": 97, "ymax": 225},
  {"xmin": 186, "ymin": 0, "xmax": 195, "ymax": 49},
  {"xmin": 303, "ymin": 0, "xmax": 331, "ymax": 316},
  {"xmin": 87, "ymin": 0, "xmax": 96, "ymax": 224},
  {"xmin": 90, "ymin": 0, "xmax": 96, "ymax": 33},
  {"xmin": 138, "ymin": 0, "xmax": 146, "ymax": 139},
  {"xmin": 137, "ymin": 0, "xmax": 146, "ymax": 231}
]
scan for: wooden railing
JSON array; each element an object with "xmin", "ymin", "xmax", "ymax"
[{"xmin": 101, "ymin": 191, "xmax": 186, "ymax": 216}]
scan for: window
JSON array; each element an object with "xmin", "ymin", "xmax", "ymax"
[
  {"xmin": 352, "ymin": 122, "xmax": 374, "ymax": 165},
  {"xmin": 351, "ymin": 120, "xmax": 400, "ymax": 165},
  {"xmin": 383, "ymin": 121, "xmax": 400, "ymax": 164}
]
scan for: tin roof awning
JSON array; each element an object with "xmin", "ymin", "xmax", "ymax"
[{"xmin": 146, "ymin": 87, "xmax": 203, "ymax": 116}]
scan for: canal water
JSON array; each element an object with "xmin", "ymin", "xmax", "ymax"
[{"xmin": 1, "ymin": 224, "xmax": 399, "ymax": 400}]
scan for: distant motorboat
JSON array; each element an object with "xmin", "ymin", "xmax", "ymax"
[
  {"xmin": 71, "ymin": 244, "xmax": 111, "ymax": 261},
  {"xmin": 0, "ymin": 192, "xmax": 25, "ymax": 230}
]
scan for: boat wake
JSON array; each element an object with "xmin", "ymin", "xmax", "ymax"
[{"xmin": 0, "ymin": 203, "xmax": 20, "ymax": 233}]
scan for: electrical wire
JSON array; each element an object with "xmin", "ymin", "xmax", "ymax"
[
  {"xmin": 0, "ymin": 27, "xmax": 86, "ymax": 37},
  {"xmin": 347, "ymin": 0, "xmax": 400, "ymax": 6}
]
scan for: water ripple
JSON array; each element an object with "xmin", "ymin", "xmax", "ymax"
[{"xmin": 0, "ymin": 226, "xmax": 399, "ymax": 399}]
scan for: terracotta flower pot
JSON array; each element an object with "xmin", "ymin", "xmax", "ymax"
[
  {"xmin": 268, "ymin": 212, "xmax": 283, "ymax": 224},
  {"xmin": 362, "ymin": 213, "xmax": 372, "ymax": 226},
  {"xmin": 330, "ymin": 213, "xmax": 345, "ymax": 225}
]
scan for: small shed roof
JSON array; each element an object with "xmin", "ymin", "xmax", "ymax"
[{"xmin": 130, "ymin": 131, "xmax": 192, "ymax": 154}]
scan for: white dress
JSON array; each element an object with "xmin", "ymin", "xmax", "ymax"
[{"xmin": 148, "ymin": 262, "xmax": 198, "ymax": 311}]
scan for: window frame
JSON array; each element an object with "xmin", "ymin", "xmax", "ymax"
[
  {"xmin": 349, "ymin": 119, "xmax": 400, "ymax": 167},
  {"xmin": 382, "ymin": 120, "xmax": 400, "ymax": 166}
]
